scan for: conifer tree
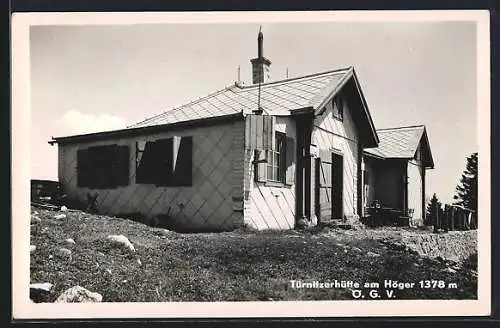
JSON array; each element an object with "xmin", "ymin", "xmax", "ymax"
[
  {"xmin": 426, "ymin": 193, "xmax": 442, "ymax": 226},
  {"xmin": 453, "ymin": 152, "xmax": 478, "ymax": 212}
]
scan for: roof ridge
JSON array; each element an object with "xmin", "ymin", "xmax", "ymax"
[
  {"xmin": 377, "ymin": 124, "xmax": 426, "ymax": 132},
  {"xmin": 127, "ymin": 85, "xmax": 236, "ymax": 128},
  {"xmin": 127, "ymin": 67, "xmax": 353, "ymax": 128},
  {"xmin": 235, "ymin": 66, "xmax": 353, "ymax": 90}
]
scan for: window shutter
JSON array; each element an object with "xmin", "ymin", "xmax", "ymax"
[
  {"xmin": 254, "ymin": 149, "xmax": 267, "ymax": 182},
  {"xmin": 262, "ymin": 115, "xmax": 275, "ymax": 151},
  {"xmin": 77, "ymin": 148, "xmax": 90, "ymax": 187},
  {"xmin": 113, "ymin": 145, "xmax": 130, "ymax": 187},
  {"xmin": 172, "ymin": 136, "xmax": 193, "ymax": 186},
  {"xmin": 89, "ymin": 145, "xmax": 116, "ymax": 189},
  {"xmin": 155, "ymin": 138, "xmax": 174, "ymax": 186},
  {"xmin": 136, "ymin": 141, "xmax": 157, "ymax": 184},
  {"xmin": 285, "ymin": 136, "xmax": 296, "ymax": 185},
  {"xmin": 245, "ymin": 114, "xmax": 275, "ymax": 150}
]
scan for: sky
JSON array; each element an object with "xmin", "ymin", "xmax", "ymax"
[{"xmin": 29, "ymin": 20, "xmax": 478, "ymax": 204}]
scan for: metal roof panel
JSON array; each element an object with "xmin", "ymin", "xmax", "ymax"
[{"xmin": 364, "ymin": 125, "xmax": 425, "ymax": 159}]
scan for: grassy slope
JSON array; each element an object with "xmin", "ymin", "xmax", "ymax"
[{"xmin": 30, "ymin": 207, "xmax": 477, "ymax": 302}]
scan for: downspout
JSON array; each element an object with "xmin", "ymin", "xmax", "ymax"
[
  {"xmin": 306, "ymin": 116, "xmax": 316, "ymax": 225},
  {"xmin": 357, "ymin": 144, "xmax": 364, "ymax": 217},
  {"xmin": 422, "ymin": 167, "xmax": 426, "ymax": 224},
  {"xmin": 294, "ymin": 112, "xmax": 314, "ymax": 227},
  {"xmin": 404, "ymin": 162, "xmax": 409, "ymax": 215}
]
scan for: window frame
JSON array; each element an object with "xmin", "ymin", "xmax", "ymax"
[
  {"xmin": 135, "ymin": 136, "xmax": 193, "ymax": 187},
  {"xmin": 77, "ymin": 144, "xmax": 130, "ymax": 189},
  {"xmin": 266, "ymin": 131, "xmax": 287, "ymax": 184},
  {"xmin": 332, "ymin": 95, "xmax": 344, "ymax": 121}
]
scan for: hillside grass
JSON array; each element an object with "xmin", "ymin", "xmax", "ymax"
[{"xmin": 30, "ymin": 206, "xmax": 477, "ymax": 302}]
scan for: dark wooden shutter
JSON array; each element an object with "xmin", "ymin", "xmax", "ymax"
[
  {"xmin": 172, "ymin": 136, "xmax": 193, "ymax": 186},
  {"xmin": 77, "ymin": 148, "xmax": 90, "ymax": 187},
  {"xmin": 113, "ymin": 145, "xmax": 130, "ymax": 187},
  {"xmin": 136, "ymin": 141, "xmax": 156, "ymax": 184},
  {"xmin": 254, "ymin": 149, "xmax": 267, "ymax": 182},
  {"xmin": 88, "ymin": 146, "xmax": 101, "ymax": 189},
  {"xmin": 285, "ymin": 136, "xmax": 296, "ymax": 185},
  {"xmin": 155, "ymin": 138, "xmax": 173, "ymax": 186},
  {"xmin": 89, "ymin": 145, "xmax": 117, "ymax": 189}
]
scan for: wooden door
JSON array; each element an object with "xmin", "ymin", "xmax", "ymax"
[
  {"xmin": 315, "ymin": 153, "xmax": 332, "ymax": 221},
  {"xmin": 332, "ymin": 153, "xmax": 344, "ymax": 219},
  {"xmin": 315, "ymin": 151, "xmax": 343, "ymax": 222}
]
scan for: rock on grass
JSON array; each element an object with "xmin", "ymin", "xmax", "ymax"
[
  {"xmin": 30, "ymin": 283, "xmax": 53, "ymax": 303},
  {"xmin": 366, "ymin": 251, "xmax": 381, "ymax": 258},
  {"xmin": 107, "ymin": 235, "xmax": 135, "ymax": 252},
  {"xmin": 57, "ymin": 248, "xmax": 72, "ymax": 258},
  {"xmin": 65, "ymin": 238, "xmax": 76, "ymax": 245},
  {"xmin": 55, "ymin": 286, "xmax": 103, "ymax": 303}
]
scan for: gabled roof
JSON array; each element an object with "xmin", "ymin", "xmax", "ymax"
[
  {"xmin": 128, "ymin": 68, "xmax": 352, "ymax": 129},
  {"xmin": 49, "ymin": 67, "xmax": 378, "ymax": 146},
  {"xmin": 364, "ymin": 125, "xmax": 434, "ymax": 168}
]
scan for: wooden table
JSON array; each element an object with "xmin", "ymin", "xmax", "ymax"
[{"xmin": 365, "ymin": 206, "xmax": 409, "ymax": 227}]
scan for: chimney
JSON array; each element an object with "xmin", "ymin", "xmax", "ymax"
[{"xmin": 250, "ymin": 27, "xmax": 271, "ymax": 84}]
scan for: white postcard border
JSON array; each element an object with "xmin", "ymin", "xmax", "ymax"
[{"xmin": 12, "ymin": 10, "xmax": 491, "ymax": 319}]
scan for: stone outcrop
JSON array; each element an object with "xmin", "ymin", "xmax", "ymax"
[
  {"xmin": 55, "ymin": 286, "xmax": 103, "ymax": 303},
  {"xmin": 106, "ymin": 235, "xmax": 135, "ymax": 252},
  {"xmin": 401, "ymin": 230, "xmax": 477, "ymax": 262}
]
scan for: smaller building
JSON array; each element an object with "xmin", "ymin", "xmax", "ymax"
[
  {"xmin": 30, "ymin": 179, "xmax": 66, "ymax": 205},
  {"xmin": 362, "ymin": 125, "xmax": 434, "ymax": 226}
]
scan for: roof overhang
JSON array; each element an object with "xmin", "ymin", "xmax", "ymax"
[
  {"xmin": 363, "ymin": 151, "xmax": 385, "ymax": 160},
  {"xmin": 314, "ymin": 67, "xmax": 379, "ymax": 148},
  {"xmin": 419, "ymin": 128, "xmax": 435, "ymax": 169},
  {"xmin": 289, "ymin": 106, "xmax": 314, "ymax": 115},
  {"xmin": 49, "ymin": 112, "xmax": 244, "ymax": 146},
  {"xmin": 363, "ymin": 153, "xmax": 435, "ymax": 169}
]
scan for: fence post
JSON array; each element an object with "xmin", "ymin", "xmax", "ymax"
[
  {"xmin": 448, "ymin": 204, "xmax": 453, "ymax": 231},
  {"xmin": 433, "ymin": 201, "xmax": 439, "ymax": 233},
  {"xmin": 443, "ymin": 205, "xmax": 450, "ymax": 232},
  {"xmin": 444, "ymin": 204, "xmax": 450, "ymax": 231}
]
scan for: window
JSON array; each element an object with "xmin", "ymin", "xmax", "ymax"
[
  {"xmin": 266, "ymin": 132, "xmax": 286, "ymax": 183},
  {"xmin": 77, "ymin": 144, "xmax": 130, "ymax": 189},
  {"xmin": 332, "ymin": 95, "xmax": 344, "ymax": 121},
  {"xmin": 136, "ymin": 136, "xmax": 193, "ymax": 186},
  {"xmin": 255, "ymin": 132, "xmax": 296, "ymax": 185}
]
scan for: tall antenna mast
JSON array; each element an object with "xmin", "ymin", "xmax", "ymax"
[
  {"xmin": 286, "ymin": 68, "xmax": 289, "ymax": 79},
  {"xmin": 237, "ymin": 65, "xmax": 241, "ymax": 82},
  {"xmin": 251, "ymin": 25, "xmax": 270, "ymax": 115},
  {"xmin": 257, "ymin": 26, "xmax": 263, "ymax": 114}
]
